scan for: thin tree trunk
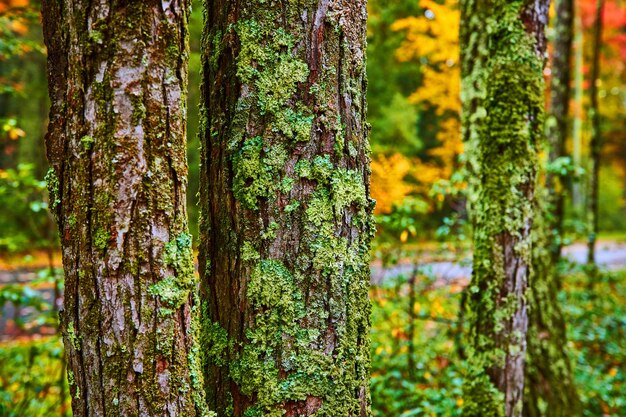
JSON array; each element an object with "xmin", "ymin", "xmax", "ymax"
[
  {"xmin": 199, "ymin": 1, "xmax": 373, "ymax": 416},
  {"xmin": 546, "ymin": 0, "xmax": 574, "ymax": 261},
  {"xmin": 460, "ymin": 1, "xmax": 549, "ymax": 416},
  {"xmin": 407, "ymin": 266, "xmax": 418, "ymax": 381},
  {"xmin": 587, "ymin": 0, "xmax": 604, "ymax": 269},
  {"xmin": 41, "ymin": 1, "xmax": 209, "ymax": 416},
  {"xmin": 572, "ymin": 6, "xmax": 584, "ymax": 215}
]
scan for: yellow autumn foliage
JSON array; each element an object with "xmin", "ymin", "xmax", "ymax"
[
  {"xmin": 370, "ymin": 0, "xmax": 463, "ymax": 213},
  {"xmin": 395, "ymin": 0, "xmax": 463, "ymax": 169},
  {"xmin": 370, "ymin": 153, "xmax": 416, "ymax": 214}
]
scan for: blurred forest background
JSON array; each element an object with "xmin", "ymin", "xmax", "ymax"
[{"xmin": 1, "ymin": 0, "xmax": 625, "ymax": 416}]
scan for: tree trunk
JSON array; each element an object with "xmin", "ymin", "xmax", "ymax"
[
  {"xmin": 545, "ymin": 0, "xmax": 574, "ymax": 261},
  {"xmin": 524, "ymin": 208, "xmax": 581, "ymax": 417},
  {"xmin": 460, "ymin": 1, "xmax": 549, "ymax": 416},
  {"xmin": 587, "ymin": 0, "xmax": 604, "ymax": 269},
  {"xmin": 571, "ymin": 6, "xmax": 584, "ymax": 215},
  {"xmin": 199, "ymin": 1, "xmax": 373, "ymax": 416},
  {"xmin": 523, "ymin": 2, "xmax": 581, "ymax": 415},
  {"xmin": 41, "ymin": 1, "xmax": 210, "ymax": 416}
]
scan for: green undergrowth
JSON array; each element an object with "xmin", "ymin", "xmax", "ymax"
[
  {"xmin": 370, "ymin": 274, "xmax": 466, "ymax": 417},
  {"xmin": 0, "ymin": 336, "xmax": 70, "ymax": 417},
  {"xmin": 369, "ymin": 268, "xmax": 626, "ymax": 417},
  {"xmin": 0, "ymin": 269, "xmax": 624, "ymax": 416}
]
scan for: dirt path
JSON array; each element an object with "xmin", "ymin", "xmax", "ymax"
[{"xmin": 370, "ymin": 241, "xmax": 626, "ymax": 285}]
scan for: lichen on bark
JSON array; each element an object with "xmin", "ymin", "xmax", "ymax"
[
  {"xmin": 41, "ymin": 1, "xmax": 211, "ymax": 415},
  {"xmin": 199, "ymin": 1, "xmax": 373, "ymax": 416},
  {"xmin": 460, "ymin": 1, "xmax": 550, "ymax": 416},
  {"xmin": 523, "ymin": 0, "xmax": 581, "ymax": 415}
]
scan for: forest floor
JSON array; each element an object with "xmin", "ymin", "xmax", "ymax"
[
  {"xmin": 1, "ymin": 244, "xmax": 625, "ymax": 416},
  {"xmin": 1, "ymin": 240, "xmax": 626, "ymax": 339}
]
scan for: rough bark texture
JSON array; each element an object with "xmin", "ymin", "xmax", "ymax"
[
  {"xmin": 41, "ymin": 1, "xmax": 210, "ymax": 416},
  {"xmin": 199, "ymin": 1, "xmax": 373, "ymax": 416},
  {"xmin": 587, "ymin": 0, "xmax": 604, "ymax": 268},
  {"xmin": 460, "ymin": 1, "xmax": 549, "ymax": 416},
  {"xmin": 524, "ymin": 205, "xmax": 580, "ymax": 417},
  {"xmin": 523, "ymin": 2, "xmax": 581, "ymax": 416}
]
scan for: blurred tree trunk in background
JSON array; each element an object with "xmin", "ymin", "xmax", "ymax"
[
  {"xmin": 587, "ymin": 0, "xmax": 605, "ymax": 269},
  {"xmin": 571, "ymin": 5, "xmax": 585, "ymax": 215},
  {"xmin": 524, "ymin": 1, "xmax": 581, "ymax": 416},
  {"xmin": 41, "ymin": 1, "xmax": 209, "ymax": 416},
  {"xmin": 460, "ymin": 1, "xmax": 549, "ymax": 416},
  {"xmin": 546, "ymin": 0, "xmax": 574, "ymax": 261},
  {"xmin": 199, "ymin": 1, "xmax": 373, "ymax": 416}
]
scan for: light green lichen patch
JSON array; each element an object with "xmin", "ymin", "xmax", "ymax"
[
  {"xmin": 130, "ymin": 95, "xmax": 147, "ymax": 125},
  {"xmin": 232, "ymin": 137, "xmax": 287, "ymax": 210},
  {"xmin": 67, "ymin": 370, "xmax": 80, "ymax": 399},
  {"xmin": 188, "ymin": 293, "xmax": 216, "ymax": 417},
  {"xmin": 284, "ymin": 200, "xmax": 300, "ymax": 214},
  {"xmin": 80, "ymin": 135, "xmax": 95, "ymax": 151},
  {"xmin": 234, "ymin": 18, "xmax": 312, "ymax": 144},
  {"xmin": 227, "ymin": 259, "xmax": 346, "ymax": 415},
  {"xmin": 88, "ymin": 30, "xmax": 104, "ymax": 45},
  {"xmin": 330, "ymin": 168, "xmax": 368, "ymax": 217},
  {"xmin": 203, "ymin": 321, "xmax": 231, "ymax": 367},
  {"xmin": 149, "ymin": 276, "xmax": 189, "ymax": 311},
  {"xmin": 295, "ymin": 154, "xmax": 334, "ymax": 183},
  {"xmin": 241, "ymin": 241, "xmax": 260, "ymax": 262},
  {"xmin": 67, "ymin": 321, "xmax": 80, "ymax": 350},
  {"xmin": 44, "ymin": 168, "xmax": 61, "ymax": 211},
  {"xmin": 68, "ymin": 214, "xmax": 77, "ymax": 228},
  {"xmin": 260, "ymin": 222, "xmax": 279, "ymax": 240},
  {"xmin": 93, "ymin": 228, "xmax": 110, "ymax": 251},
  {"xmin": 148, "ymin": 233, "xmax": 196, "ymax": 312},
  {"xmin": 247, "ymin": 260, "xmax": 302, "ymax": 313}
]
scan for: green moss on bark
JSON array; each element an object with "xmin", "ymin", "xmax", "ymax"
[
  {"xmin": 460, "ymin": 1, "xmax": 549, "ymax": 416},
  {"xmin": 200, "ymin": 2, "xmax": 372, "ymax": 415},
  {"xmin": 149, "ymin": 233, "xmax": 197, "ymax": 311},
  {"xmin": 44, "ymin": 168, "xmax": 60, "ymax": 212}
]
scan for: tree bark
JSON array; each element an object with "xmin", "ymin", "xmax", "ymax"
[
  {"xmin": 41, "ymin": 1, "xmax": 210, "ymax": 416},
  {"xmin": 523, "ymin": 2, "xmax": 581, "ymax": 415},
  {"xmin": 524, "ymin": 207, "xmax": 581, "ymax": 417},
  {"xmin": 587, "ymin": 0, "xmax": 604, "ymax": 268},
  {"xmin": 199, "ymin": 1, "xmax": 373, "ymax": 416},
  {"xmin": 460, "ymin": 1, "xmax": 549, "ymax": 416}
]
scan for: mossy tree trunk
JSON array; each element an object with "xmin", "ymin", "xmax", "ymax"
[
  {"xmin": 41, "ymin": 1, "xmax": 209, "ymax": 416},
  {"xmin": 524, "ymin": 217, "xmax": 580, "ymax": 417},
  {"xmin": 587, "ymin": 0, "xmax": 604, "ymax": 269},
  {"xmin": 524, "ymin": 2, "xmax": 581, "ymax": 416},
  {"xmin": 460, "ymin": 1, "xmax": 549, "ymax": 416},
  {"xmin": 199, "ymin": 1, "xmax": 373, "ymax": 416}
]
